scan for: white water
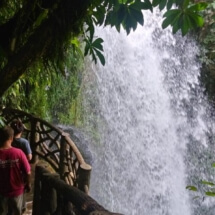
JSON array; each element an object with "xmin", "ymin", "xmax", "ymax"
[{"xmin": 81, "ymin": 10, "xmax": 215, "ymax": 215}]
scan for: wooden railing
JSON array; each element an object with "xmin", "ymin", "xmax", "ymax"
[
  {"xmin": 33, "ymin": 165, "xmax": 123, "ymax": 215},
  {"xmin": 2, "ymin": 108, "xmax": 124, "ymax": 215},
  {"xmin": 1, "ymin": 108, "xmax": 91, "ymax": 193}
]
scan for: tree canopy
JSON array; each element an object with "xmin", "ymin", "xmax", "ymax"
[{"xmin": 0, "ymin": 0, "xmax": 208, "ymax": 98}]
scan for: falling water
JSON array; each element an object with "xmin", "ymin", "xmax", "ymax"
[{"xmin": 80, "ymin": 10, "xmax": 215, "ymax": 215}]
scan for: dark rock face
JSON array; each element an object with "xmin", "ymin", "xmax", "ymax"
[{"xmin": 58, "ymin": 125, "xmax": 93, "ymax": 165}]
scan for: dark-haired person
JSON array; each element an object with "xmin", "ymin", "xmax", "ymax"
[
  {"xmin": 0, "ymin": 126, "xmax": 31, "ymax": 215},
  {"xmin": 10, "ymin": 119, "xmax": 32, "ymax": 161}
]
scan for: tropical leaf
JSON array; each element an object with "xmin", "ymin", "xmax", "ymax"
[
  {"xmin": 205, "ymin": 192, "xmax": 215, "ymax": 197},
  {"xmin": 84, "ymin": 36, "xmax": 105, "ymax": 65},
  {"xmin": 181, "ymin": 15, "xmax": 190, "ymax": 36},
  {"xmin": 124, "ymin": 12, "xmax": 137, "ymax": 34},
  {"xmin": 152, "ymin": 0, "xmax": 161, "ymax": 7},
  {"xmin": 186, "ymin": 185, "xmax": 198, "ymax": 191},
  {"xmin": 188, "ymin": 12, "xmax": 204, "ymax": 27},
  {"xmin": 162, "ymin": 11, "xmax": 181, "ymax": 29},
  {"xmin": 201, "ymin": 180, "xmax": 215, "ymax": 186},
  {"xmin": 182, "ymin": 0, "xmax": 190, "ymax": 9},
  {"xmin": 92, "ymin": 5, "xmax": 106, "ymax": 25},
  {"xmin": 188, "ymin": 2, "xmax": 208, "ymax": 12},
  {"xmin": 159, "ymin": 0, "xmax": 167, "ymax": 11},
  {"xmin": 129, "ymin": 8, "xmax": 144, "ymax": 25},
  {"xmin": 163, "ymin": 9, "xmax": 181, "ymax": 18},
  {"xmin": 118, "ymin": 4, "xmax": 127, "ymax": 24},
  {"xmin": 92, "ymin": 38, "xmax": 104, "ymax": 51},
  {"xmin": 141, "ymin": 0, "xmax": 153, "ymax": 12},
  {"xmin": 166, "ymin": 0, "xmax": 174, "ymax": 10},
  {"xmin": 94, "ymin": 49, "xmax": 105, "ymax": 65}
]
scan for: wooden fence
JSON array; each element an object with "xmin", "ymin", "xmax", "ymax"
[
  {"xmin": 33, "ymin": 165, "xmax": 123, "ymax": 215},
  {"xmin": 1, "ymin": 108, "xmax": 124, "ymax": 215},
  {"xmin": 1, "ymin": 108, "xmax": 91, "ymax": 192}
]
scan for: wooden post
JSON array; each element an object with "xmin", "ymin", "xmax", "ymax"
[
  {"xmin": 78, "ymin": 163, "xmax": 92, "ymax": 194},
  {"xmin": 32, "ymin": 165, "xmax": 42, "ymax": 215},
  {"xmin": 41, "ymin": 173, "xmax": 58, "ymax": 215},
  {"xmin": 59, "ymin": 132, "xmax": 69, "ymax": 180}
]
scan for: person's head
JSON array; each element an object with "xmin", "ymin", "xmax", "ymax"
[
  {"xmin": 0, "ymin": 126, "xmax": 14, "ymax": 146},
  {"xmin": 10, "ymin": 119, "xmax": 24, "ymax": 135}
]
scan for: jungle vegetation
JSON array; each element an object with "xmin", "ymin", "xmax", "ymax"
[
  {"xmin": 1, "ymin": 0, "xmax": 215, "ymax": 204},
  {"xmin": 0, "ymin": 0, "xmax": 212, "ymax": 124}
]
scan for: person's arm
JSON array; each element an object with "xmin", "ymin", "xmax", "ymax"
[
  {"xmin": 20, "ymin": 149, "xmax": 31, "ymax": 192},
  {"xmin": 25, "ymin": 171, "xmax": 31, "ymax": 192},
  {"xmin": 27, "ymin": 153, "xmax": 32, "ymax": 161},
  {"xmin": 25, "ymin": 139, "xmax": 32, "ymax": 161}
]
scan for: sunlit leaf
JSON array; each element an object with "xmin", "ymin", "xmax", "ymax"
[
  {"xmin": 188, "ymin": 13, "xmax": 204, "ymax": 27},
  {"xmin": 186, "ymin": 185, "xmax": 198, "ymax": 191},
  {"xmin": 201, "ymin": 180, "xmax": 215, "ymax": 186},
  {"xmin": 188, "ymin": 2, "xmax": 208, "ymax": 12},
  {"xmin": 205, "ymin": 191, "xmax": 215, "ymax": 197}
]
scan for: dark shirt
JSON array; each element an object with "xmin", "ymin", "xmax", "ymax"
[{"xmin": 12, "ymin": 138, "xmax": 32, "ymax": 157}]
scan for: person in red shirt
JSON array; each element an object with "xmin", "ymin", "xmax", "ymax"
[
  {"xmin": 0, "ymin": 126, "xmax": 31, "ymax": 215},
  {"xmin": 10, "ymin": 119, "xmax": 32, "ymax": 213}
]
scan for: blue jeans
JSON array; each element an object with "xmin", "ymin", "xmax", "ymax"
[{"xmin": 0, "ymin": 193, "xmax": 23, "ymax": 215}]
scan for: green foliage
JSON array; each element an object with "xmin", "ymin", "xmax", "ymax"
[
  {"xmin": 0, "ymin": 116, "xmax": 5, "ymax": 127},
  {"xmin": 0, "ymin": 0, "xmax": 209, "ymax": 122},
  {"xmin": 84, "ymin": 0, "xmax": 207, "ymax": 65},
  {"xmin": 187, "ymin": 163, "xmax": 215, "ymax": 200},
  {"xmin": 162, "ymin": 2, "xmax": 207, "ymax": 36},
  {"xmin": 0, "ymin": 0, "xmax": 208, "ymax": 98},
  {"xmin": 0, "ymin": 0, "xmax": 24, "ymax": 24},
  {"xmin": 0, "ymin": 41, "xmax": 84, "ymax": 124},
  {"xmin": 198, "ymin": 1, "xmax": 215, "ymax": 104},
  {"xmin": 47, "ymin": 61, "xmax": 84, "ymax": 124},
  {"xmin": 84, "ymin": 36, "xmax": 105, "ymax": 66},
  {"xmin": 186, "ymin": 185, "xmax": 198, "ymax": 191},
  {"xmin": 201, "ymin": 180, "xmax": 215, "ymax": 186},
  {"xmin": 0, "ymin": 79, "xmax": 28, "ymax": 110},
  {"xmin": 104, "ymin": 0, "xmax": 151, "ymax": 34}
]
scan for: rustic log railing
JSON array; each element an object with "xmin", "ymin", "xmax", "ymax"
[
  {"xmin": 1, "ymin": 108, "xmax": 124, "ymax": 215},
  {"xmin": 1, "ymin": 108, "xmax": 91, "ymax": 192},
  {"xmin": 33, "ymin": 165, "xmax": 123, "ymax": 215}
]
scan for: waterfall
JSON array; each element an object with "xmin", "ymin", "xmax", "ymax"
[{"xmin": 80, "ymin": 10, "xmax": 215, "ymax": 215}]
